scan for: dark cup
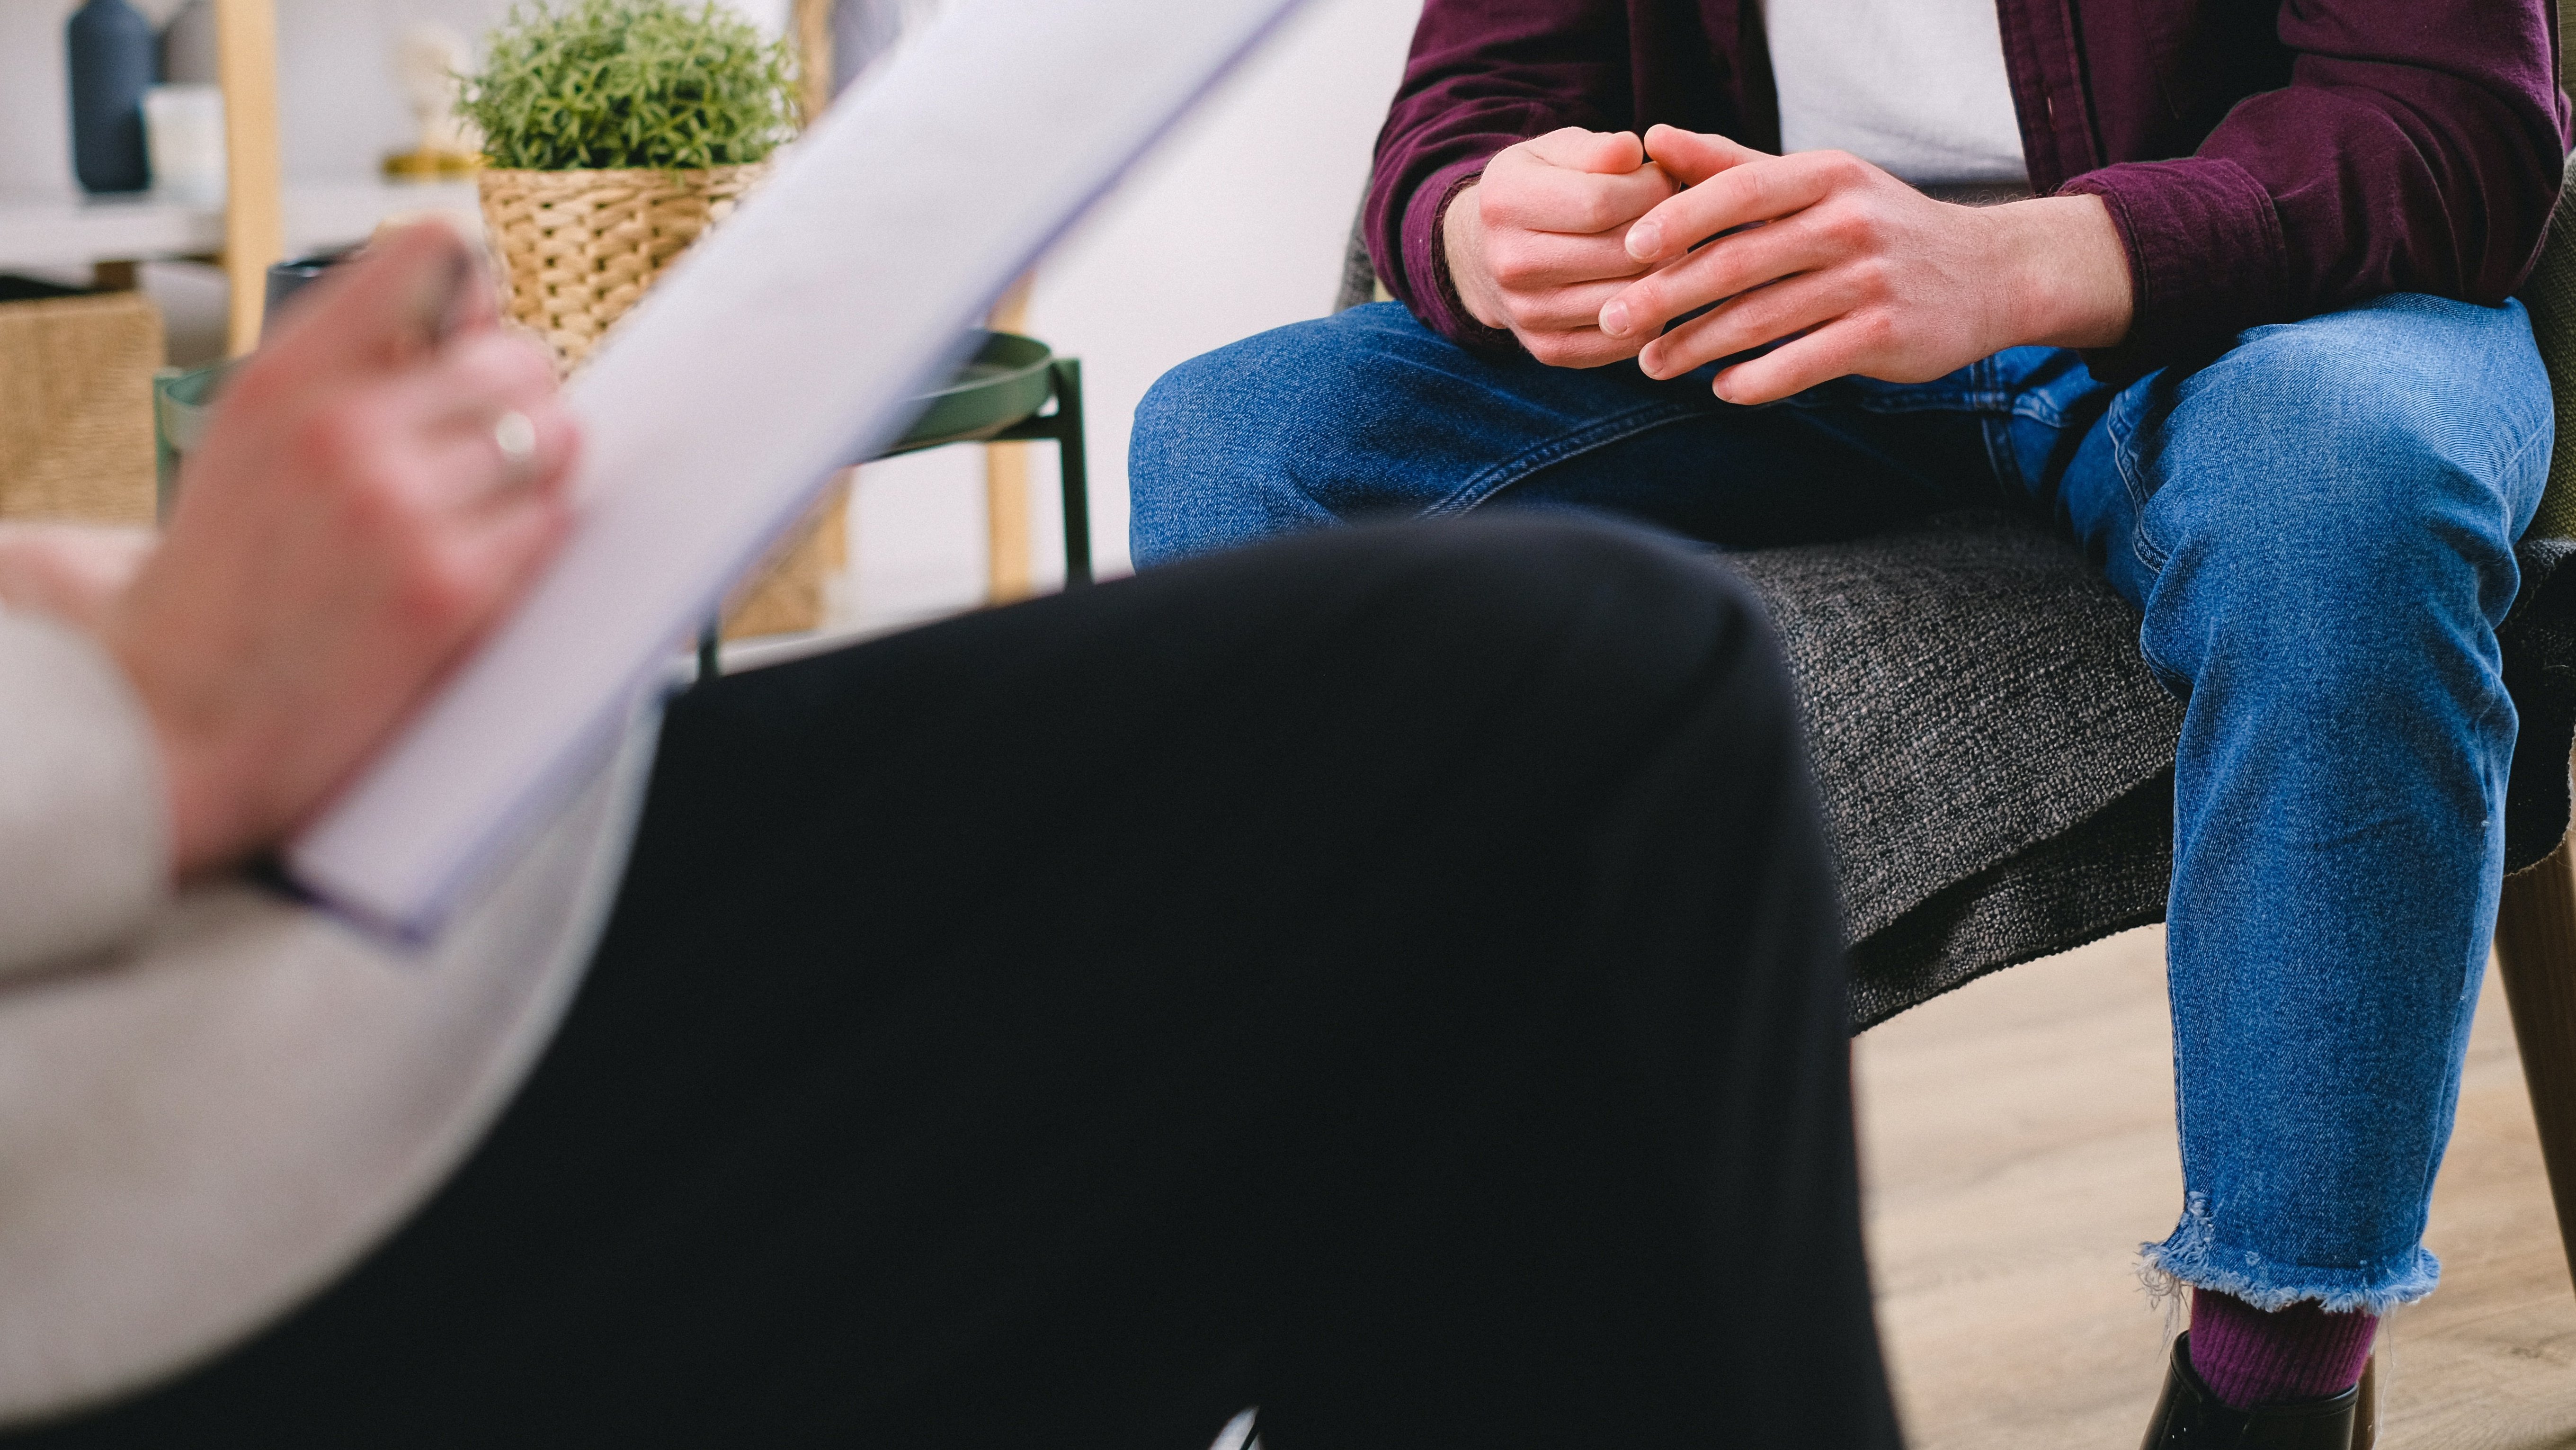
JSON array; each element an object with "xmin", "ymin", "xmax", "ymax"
[{"xmin": 264, "ymin": 249, "xmax": 358, "ymax": 338}]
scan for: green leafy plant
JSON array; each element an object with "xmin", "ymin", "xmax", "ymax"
[{"xmin": 460, "ymin": 0, "xmax": 799, "ymax": 171}]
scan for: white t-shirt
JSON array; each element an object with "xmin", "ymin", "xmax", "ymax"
[{"xmin": 1765, "ymin": 0, "xmax": 2028, "ymax": 185}]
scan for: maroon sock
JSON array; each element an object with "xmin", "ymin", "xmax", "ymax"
[{"xmin": 2187, "ymin": 1290, "xmax": 2378, "ymax": 1410}]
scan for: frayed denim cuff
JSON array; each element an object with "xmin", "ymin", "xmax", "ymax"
[{"xmin": 2139, "ymin": 1192, "xmax": 2441, "ymax": 1316}]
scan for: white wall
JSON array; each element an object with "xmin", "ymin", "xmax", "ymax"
[
  {"xmin": 2, "ymin": 0, "xmax": 1425, "ymax": 628},
  {"xmin": 852, "ymin": 0, "xmax": 1421, "ymax": 627},
  {"xmin": 3, "ymin": 0, "xmax": 516, "ymax": 191},
  {"xmin": 4, "ymin": 0, "xmax": 792, "ymax": 192}
]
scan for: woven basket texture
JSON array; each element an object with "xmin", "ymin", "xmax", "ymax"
[
  {"xmin": 730, "ymin": 493, "xmax": 840, "ymax": 641},
  {"xmin": 0, "ymin": 291, "xmax": 162, "ymax": 527},
  {"xmin": 722, "ymin": 478, "xmax": 849, "ymax": 640},
  {"xmin": 480, "ymin": 164, "xmax": 768, "ymax": 376},
  {"xmin": 2521, "ymin": 152, "xmax": 2576, "ymax": 540},
  {"xmin": 481, "ymin": 162, "xmax": 843, "ymax": 637}
]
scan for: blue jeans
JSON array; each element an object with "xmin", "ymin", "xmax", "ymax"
[{"xmin": 1129, "ymin": 297, "xmax": 2556, "ymax": 1313}]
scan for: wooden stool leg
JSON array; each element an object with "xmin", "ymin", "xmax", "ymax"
[
  {"xmin": 214, "ymin": 0, "xmax": 284, "ymax": 356},
  {"xmin": 2494, "ymin": 829, "xmax": 2576, "ymax": 1295}
]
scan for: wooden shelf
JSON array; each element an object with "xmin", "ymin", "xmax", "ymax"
[{"xmin": 0, "ymin": 179, "xmax": 479, "ymax": 274}]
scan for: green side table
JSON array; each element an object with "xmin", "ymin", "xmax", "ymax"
[
  {"xmin": 155, "ymin": 329, "xmax": 1091, "ymax": 679},
  {"xmin": 876, "ymin": 330, "xmax": 1090, "ymax": 588}
]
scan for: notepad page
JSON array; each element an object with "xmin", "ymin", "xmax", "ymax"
[{"xmin": 288, "ymin": 0, "xmax": 1308, "ymax": 940}]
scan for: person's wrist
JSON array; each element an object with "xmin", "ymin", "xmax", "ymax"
[
  {"xmin": 1991, "ymin": 194, "xmax": 2133, "ymax": 352},
  {"xmin": 102, "ymin": 624, "xmax": 246, "ymax": 881},
  {"xmin": 1440, "ymin": 182, "xmax": 1509, "ymax": 330},
  {"xmin": 146, "ymin": 732, "xmax": 234, "ymax": 882}
]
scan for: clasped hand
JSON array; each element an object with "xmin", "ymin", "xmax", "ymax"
[{"xmin": 1444, "ymin": 123, "xmax": 2133, "ymax": 403}]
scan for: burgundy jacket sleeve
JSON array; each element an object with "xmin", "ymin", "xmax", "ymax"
[
  {"xmin": 2060, "ymin": 0, "xmax": 2567, "ymax": 378},
  {"xmin": 1365, "ymin": 0, "xmax": 1636, "ymax": 354}
]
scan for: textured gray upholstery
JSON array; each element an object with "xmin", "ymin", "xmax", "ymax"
[
  {"xmin": 1729, "ymin": 516, "xmax": 2576, "ymax": 1029},
  {"xmin": 1722, "ymin": 513, "xmax": 2181, "ymax": 1027}
]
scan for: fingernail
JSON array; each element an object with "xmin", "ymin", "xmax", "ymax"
[
  {"xmin": 1628, "ymin": 221, "xmax": 1662, "ymax": 258},
  {"xmin": 1637, "ymin": 347, "xmax": 1661, "ymax": 379},
  {"xmin": 1602, "ymin": 300, "xmax": 1632, "ymax": 336}
]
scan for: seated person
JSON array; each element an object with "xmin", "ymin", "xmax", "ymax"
[
  {"xmin": 1127, "ymin": 0, "xmax": 2566, "ymax": 1443},
  {"xmin": 0, "ymin": 225, "xmax": 1897, "ymax": 1448}
]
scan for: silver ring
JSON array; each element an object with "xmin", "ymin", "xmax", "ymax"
[{"xmin": 492, "ymin": 410, "xmax": 539, "ymax": 481}]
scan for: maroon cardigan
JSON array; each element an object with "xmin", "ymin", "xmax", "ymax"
[{"xmin": 1369, "ymin": 0, "xmax": 2569, "ymax": 379}]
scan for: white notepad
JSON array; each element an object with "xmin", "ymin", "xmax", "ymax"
[{"xmin": 288, "ymin": 0, "xmax": 1309, "ymax": 940}]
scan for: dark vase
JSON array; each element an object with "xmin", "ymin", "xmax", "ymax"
[{"xmin": 68, "ymin": 0, "xmax": 156, "ymax": 194}]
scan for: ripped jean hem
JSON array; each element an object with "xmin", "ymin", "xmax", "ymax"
[{"xmin": 2138, "ymin": 1194, "xmax": 2440, "ymax": 1316}]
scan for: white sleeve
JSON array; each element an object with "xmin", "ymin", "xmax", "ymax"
[{"xmin": 0, "ymin": 610, "xmax": 170, "ymax": 977}]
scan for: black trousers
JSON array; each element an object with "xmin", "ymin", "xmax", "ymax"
[{"xmin": 16, "ymin": 519, "xmax": 1899, "ymax": 1448}]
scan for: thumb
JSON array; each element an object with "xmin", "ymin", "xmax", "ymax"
[
  {"xmin": 258, "ymin": 220, "xmax": 491, "ymax": 378},
  {"xmin": 1524, "ymin": 126, "xmax": 1647, "ymax": 176},
  {"xmin": 1643, "ymin": 124, "xmax": 1767, "ymax": 186}
]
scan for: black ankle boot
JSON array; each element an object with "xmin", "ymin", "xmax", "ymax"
[{"xmin": 2138, "ymin": 1332, "xmax": 2366, "ymax": 1450}]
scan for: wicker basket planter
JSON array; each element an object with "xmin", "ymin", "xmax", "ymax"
[
  {"xmin": 0, "ymin": 281, "xmax": 163, "ymax": 527},
  {"xmin": 480, "ymin": 162, "xmax": 841, "ymax": 638},
  {"xmin": 479, "ymin": 163, "xmax": 768, "ymax": 375}
]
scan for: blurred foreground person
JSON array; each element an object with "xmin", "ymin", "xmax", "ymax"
[{"xmin": 0, "ymin": 226, "xmax": 1898, "ymax": 1449}]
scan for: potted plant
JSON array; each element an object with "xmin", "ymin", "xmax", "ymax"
[
  {"xmin": 460, "ymin": 0, "xmax": 800, "ymax": 374},
  {"xmin": 461, "ymin": 0, "xmax": 837, "ymax": 641}
]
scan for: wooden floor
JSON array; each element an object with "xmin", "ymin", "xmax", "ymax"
[{"xmin": 1855, "ymin": 929, "xmax": 2576, "ymax": 1449}]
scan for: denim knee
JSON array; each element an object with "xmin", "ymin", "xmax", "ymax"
[
  {"xmin": 1132, "ymin": 339, "xmax": 1310, "ymax": 567},
  {"xmin": 1129, "ymin": 308, "xmax": 1426, "ymax": 568},
  {"xmin": 2123, "ymin": 295, "xmax": 2552, "ymax": 702}
]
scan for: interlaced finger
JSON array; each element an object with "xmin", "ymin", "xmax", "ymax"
[
  {"xmin": 1641, "ymin": 269, "xmax": 1859, "ymax": 380},
  {"xmin": 1624, "ymin": 150, "xmax": 1848, "ymax": 266},
  {"xmin": 1488, "ymin": 228, "xmax": 1659, "ymax": 292},
  {"xmin": 1521, "ymin": 126, "xmax": 1646, "ymax": 174},
  {"xmin": 1482, "ymin": 152, "xmax": 1676, "ymax": 235},
  {"xmin": 1712, "ymin": 316, "xmax": 1884, "ymax": 405},
  {"xmin": 1602, "ymin": 215, "xmax": 1837, "ymax": 340},
  {"xmin": 1502, "ymin": 277, "xmax": 1649, "ymax": 334},
  {"xmin": 1640, "ymin": 124, "xmax": 1771, "ymax": 187},
  {"xmin": 1520, "ymin": 325, "xmax": 1649, "ymax": 370}
]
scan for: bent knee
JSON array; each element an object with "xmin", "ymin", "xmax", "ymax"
[
  {"xmin": 2178, "ymin": 295, "xmax": 2550, "ymax": 508},
  {"xmin": 2144, "ymin": 297, "xmax": 2547, "ymax": 601},
  {"xmin": 1129, "ymin": 312, "xmax": 1433, "ymax": 567},
  {"xmin": 1133, "ymin": 308, "xmax": 1428, "ymax": 452}
]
